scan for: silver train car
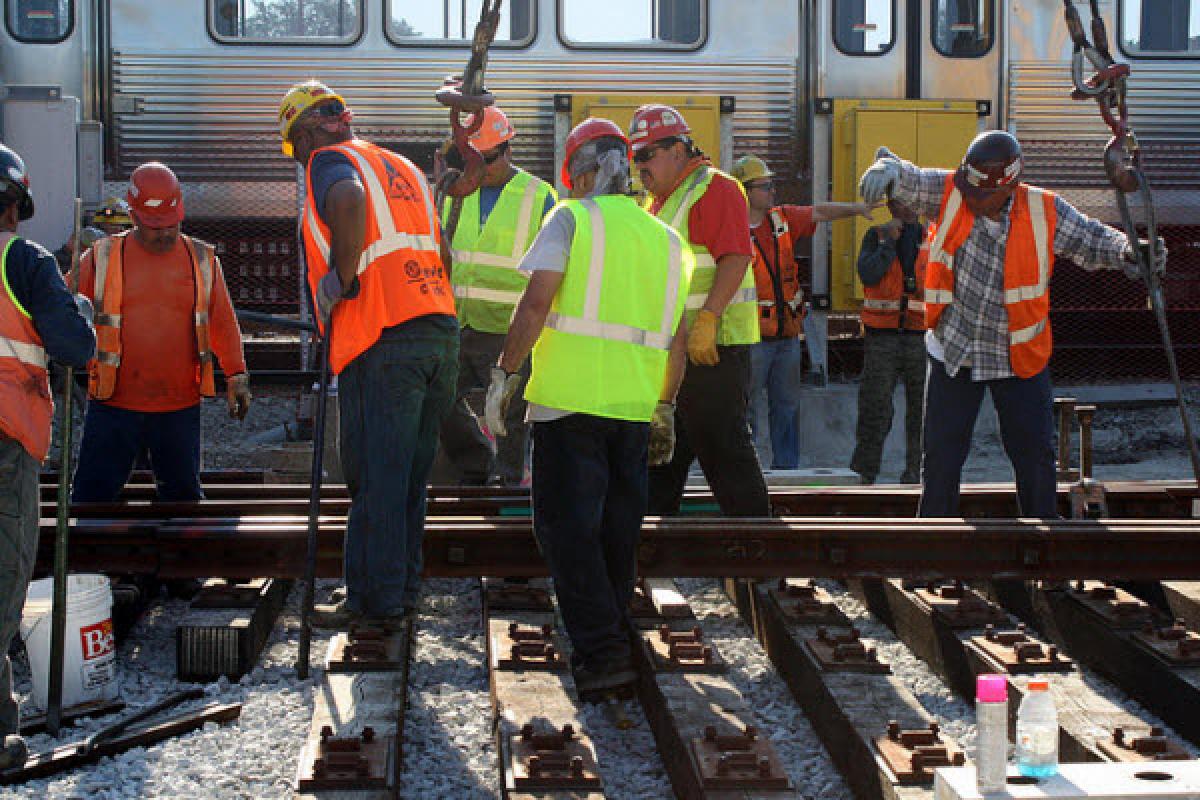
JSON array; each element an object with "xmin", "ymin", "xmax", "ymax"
[{"xmin": 1, "ymin": 0, "xmax": 1196, "ymax": 376}]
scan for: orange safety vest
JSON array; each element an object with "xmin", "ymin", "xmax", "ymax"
[
  {"xmin": 924, "ymin": 177, "xmax": 1057, "ymax": 378},
  {"xmin": 0, "ymin": 233, "xmax": 52, "ymax": 461},
  {"xmin": 861, "ymin": 231, "xmax": 929, "ymax": 331},
  {"xmin": 301, "ymin": 139, "xmax": 455, "ymax": 374},
  {"xmin": 89, "ymin": 231, "xmax": 217, "ymax": 401},
  {"xmin": 752, "ymin": 209, "xmax": 804, "ymax": 339}
]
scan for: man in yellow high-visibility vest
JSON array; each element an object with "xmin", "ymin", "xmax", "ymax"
[
  {"xmin": 484, "ymin": 118, "xmax": 691, "ymax": 695},
  {"xmin": 439, "ymin": 106, "xmax": 556, "ymax": 486}
]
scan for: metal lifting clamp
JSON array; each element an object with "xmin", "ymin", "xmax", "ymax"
[
  {"xmin": 1062, "ymin": 0, "xmax": 1200, "ymax": 485},
  {"xmin": 433, "ymin": 1, "xmax": 504, "ymax": 247}
]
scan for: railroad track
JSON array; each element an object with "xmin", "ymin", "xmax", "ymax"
[{"xmin": 18, "ymin": 477, "xmax": 1200, "ymax": 797}]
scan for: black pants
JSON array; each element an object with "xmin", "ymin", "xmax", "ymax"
[
  {"xmin": 648, "ymin": 345, "xmax": 769, "ymax": 517},
  {"xmin": 532, "ymin": 414, "xmax": 649, "ymax": 670}
]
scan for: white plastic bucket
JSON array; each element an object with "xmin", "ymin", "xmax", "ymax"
[{"xmin": 19, "ymin": 574, "xmax": 118, "ymax": 711}]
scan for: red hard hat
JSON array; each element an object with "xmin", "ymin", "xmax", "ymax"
[
  {"xmin": 628, "ymin": 104, "xmax": 691, "ymax": 153},
  {"xmin": 561, "ymin": 118, "xmax": 630, "ymax": 189},
  {"xmin": 127, "ymin": 162, "xmax": 184, "ymax": 227},
  {"xmin": 953, "ymin": 130, "xmax": 1023, "ymax": 200}
]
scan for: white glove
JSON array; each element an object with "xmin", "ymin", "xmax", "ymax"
[
  {"xmin": 648, "ymin": 402, "xmax": 676, "ymax": 466},
  {"xmin": 1122, "ymin": 236, "xmax": 1167, "ymax": 280},
  {"xmin": 858, "ymin": 146, "xmax": 902, "ymax": 204},
  {"xmin": 484, "ymin": 366, "xmax": 523, "ymax": 437}
]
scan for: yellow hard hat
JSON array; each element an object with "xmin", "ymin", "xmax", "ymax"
[
  {"xmin": 731, "ymin": 155, "xmax": 774, "ymax": 185},
  {"xmin": 278, "ymin": 80, "xmax": 345, "ymax": 156}
]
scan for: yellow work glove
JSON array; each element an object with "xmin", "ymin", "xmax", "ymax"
[
  {"xmin": 648, "ymin": 402, "xmax": 676, "ymax": 467},
  {"xmin": 225, "ymin": 373, "xmax": 252, "ymax": 421},
  {"xmin": 485, "ymin": 367, "xmax": 523, "ymax": 437},
  {"xmin": 687, "ymin": 309, "xmax": 720, "ymax": 366}
]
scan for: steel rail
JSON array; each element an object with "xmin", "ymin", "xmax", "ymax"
[{"xmin": 34, "ymin": 516, "xmax": 1200, "ymax": 582}]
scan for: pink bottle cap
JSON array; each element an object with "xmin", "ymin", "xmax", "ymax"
[{"xmin": 977, "ymin": 674, "xmax": 1007, "ymax": 703}]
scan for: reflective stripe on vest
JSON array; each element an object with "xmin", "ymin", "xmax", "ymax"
[
  {"xmin": 654, "ymin": 166, "xmax": 758, "ymax": 346},
  {"xmin": 448, "ymin": 172, "xmax": 545, "ymax": 270},
  {"xmin": 0, "ymin": 233, "xmax": 52, "ymax": 461},
  {"xmin": 525, "ymin": 195, "xmax": 693, "ymax": 422},
  {"xmin": 301, "ymin": 139, "xmax": 456, "ymax": 374},
  {"xmin": 89, "ymin": 232, "xmax": 216, "ymax": 400}
]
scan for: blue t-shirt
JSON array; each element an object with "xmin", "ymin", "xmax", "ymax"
[
  {"xmin": 477, "ymin": 180, "xmax": 556, "ymax": 230},
  {"xmin": 309, "ymin": 151, "xmax": 359, "ymax": 225}
]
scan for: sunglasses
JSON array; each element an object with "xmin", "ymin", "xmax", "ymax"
[
  {"xmin": 287, "ymin": 100, "xmax": 347, "ymax": 142},
  {"xmin": 747, "ymin": 180, "xmax": 774, "ymax": 191},
  {"xmin": 633, "ymin": 139, "xmax": 679, "ymax": 165},
  {"xmin": 482, "ymin": 143, "xmax": 509, "ymax": 164}
]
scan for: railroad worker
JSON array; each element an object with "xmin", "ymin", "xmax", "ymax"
[
  {"xmin": 732, "ymin": 153, "xmax": 878, "ymax": 469},
  {"xmin": 630, "ymin": 104, "xmax": 769, "ymax": 517},
  {"xmin": 484, "ymin": 118, "xmax": 691, "ymax": 693},
  {"xmin": 858, "ymin": 131, "xmax": 1164, "ymax": 516},
  {"xmin": 91, "ymin": 196, "xmax": 133, "ymax": 237},
  {"xmin": 279, "ymin": 80, "xmax": 458, "ymax": 628},
  {"xmin": 438, "ymin": 105, "xmax": 556, "ymax": 486},
  {"xmin": 71, "ymin": 161, "xmax": 251, "ymax": 502},
  {"xmin": 0, "ymin": 144, "xmax": 95, "ymax": 769},
  {"xmin": 850, "ymin": 198, "xmax": 929, "ymax": 485}
]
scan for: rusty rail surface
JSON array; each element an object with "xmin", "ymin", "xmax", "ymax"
[{"xmin": 33, "ymin": 516, "xmax": 1200, "ymax": 581}]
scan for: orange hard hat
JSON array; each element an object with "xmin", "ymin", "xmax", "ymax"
[
  {"xmin": 127, "ymin": 162, "xmax": 183, "ymax": 228},
  {"xmin": 561, "ymin": 118, "xmax": 630, "ymax": 189},
  {"xmin": 628, "ymin": 104, "xmax": 691, "ymax": 153},
  {"xmin": 465, "ymin": 106, "xmax": 516, "ymax": 152}
]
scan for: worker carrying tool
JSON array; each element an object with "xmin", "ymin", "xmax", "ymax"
[
  {"xmin": 70, "ymin": 161, "xmax": 251, "ymax": 502},
  {"xmin": 437, "ymin": 105, "xmax": 556, "ymax": 486},
  {"xmin": 485, "ymin": 117, "xmax": 691, "ymax": 693},
  {"xmin": 732, "ymin": 154, "xmax": 877, "ymax": 469},
  {"xmin": 632, "ymin": 104, "xmax": 769, "ymax": 517},
  {"xmin": 0, "ymin": 144, "xmax": 95, "ymax": 768},
  {"xmin": 850, "ymin": 199, "xmax": 929, "ymax": 485},
  {"xmin": 859, "ymin": 131, "xmax": 1164, "ymax": 516},
  {"xmin": 279, "ymin": 80, "xmax": 458, "ymax": 629}
]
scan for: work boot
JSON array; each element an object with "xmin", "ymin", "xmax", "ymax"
[
  {"xmin": 328, "ymin": 586, "xmax": 347, "ymax": 605},
  {"xmin": 310, "ymin": 599, "xmax": 362, "ymax": 630},
  {"xmin": 574, "ymin": 657, "xmax": 637, "ymax": 695},
  {"xmin": 0, "ymin": 735, "xmax": 27, "ymax": 770}
]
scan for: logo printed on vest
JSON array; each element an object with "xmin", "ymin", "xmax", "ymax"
[
  {"xmin": 383, "ymin": 159, "xmax": 420, "ymax": 202},
  {"xmin": 79, "ymin": 619, "xmax": 115, "ymax": 661},
  {"xmin": 404, "ymin": 259, "xmax": 448, "ymax": 296}
]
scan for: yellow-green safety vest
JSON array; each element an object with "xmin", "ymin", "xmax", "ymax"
[
  {"xmin": 650, "ymin": 165, "xmax": 760, "ymax": 346},
  {"xmin": 524, "ymin": 195, "xmax": 694, "ymax": 422},
  {"xmin": 443, "ymin": 168, "xmax": 556, "ymax": 334}
]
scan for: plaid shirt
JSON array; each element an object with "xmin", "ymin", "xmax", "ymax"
[{"xmin": 893, "ymin": 162, "xmax": 1130, "ymax": 381}]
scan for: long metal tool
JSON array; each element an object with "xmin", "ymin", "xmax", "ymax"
[
  {"xmin": 46, "ymin": 198, "xmax": 84, "ymax": 735},
  {"xmin": 1062, "ymin": 0, "xmax": 1200, "ymax": 485},
  {"xmin": 296, "ymin": 330, "xmax": 332, "ymax": 679}
]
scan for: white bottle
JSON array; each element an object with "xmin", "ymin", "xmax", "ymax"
[
  {"xmin": 1015, "ymin": 679, "xmax": 1058, "ymax": 778},
  {"xmin": 975, "ymin": 673, "xmax": 1008, "ymax": 793}
]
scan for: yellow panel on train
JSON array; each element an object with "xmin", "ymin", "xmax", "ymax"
[{"xmin": 829, "ymin": 99, "xmax": 979, "ymax": 312}]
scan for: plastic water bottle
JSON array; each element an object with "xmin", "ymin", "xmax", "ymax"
[
  {"xmin": 975, "ymin": 674, "xmax": 1008, "ymax": 793},
  {"xmin": 1015, "ymin": 679, "xmax": 1058, "ymax": 778}
]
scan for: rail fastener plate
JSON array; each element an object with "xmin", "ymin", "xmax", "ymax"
[
  {"xmin": 967, "ymin": 624, "xmax": 1074, "ymax": 675},
  {"xmin": 506, "ymin": 723, "xmax": 603, "ymax": 791},
  {"xmin": 296, "ymin": 726, "xmax": 390, "ymax": 791},
  {"xmin": 1131, "ymin": 620, "xmax": 1200, "ymax": 667},
  {"xmin": 1069, "ymin": 581, "xmax": 1157, "ymax": 629},
  {"xmin": 326, "ymin": 626, "xmax": 409, "ymax": 672},
  {"xmin": 873, "ymin": 721, "xmax": 966, "ymax": 785},
  {"xmin": 641, "ymin": 624, "xmax": 727, "ymax": 674},
  {"xmin": 689, "ymin": 724, "xmax": 792, "ymax": 790},
  {"xmin": 769, "ymin": 578, "xmax": 850, "ymax": 626},
  {"xmin": 910, "ymin": 581, "xmax": 1008, "ymax": 629},
  {"xmin": 1097, "ymin": 725, "xmax": 1193, "ymax": 762},
  {"xmin": 804, "ymin": 627, "xmax": 891, "ymax": 674}
]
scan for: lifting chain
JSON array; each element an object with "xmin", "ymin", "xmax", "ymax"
[{"xmin": 1063, "ymin": 0, "xmax": 1200, "ymax": 484}]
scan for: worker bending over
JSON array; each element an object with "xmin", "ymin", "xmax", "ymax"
[
  {"xmin": 486, "ymin": 118, "xmax": 691, "ymax": 693},
  {"xmin": 732, "ymin": 154, "xmax": 877, "ymax": 469},
  {"xmin": 279, "ymin": 81, "xmax": 458, "ymax": 629},
  {"xmin": 439, "ymin": 107, "xmax": 555, "ymax": 485},
  {"xmin": 0, "ymin": 144, "xmax": 95, "ymax": 768},
  {"xmin": 859, "ymin": 131, "xmax": 1163, "ymax": 516},
  {"xmin": 850, "ymin": 199, "xmax": 929, "ymax": 485},
  {"xmin": 632, "ymin": 105, "xmax": 768, "ymax": 517},
  {"xmin": 72, "ymin": 162, "xmax": 250, "ymax": 502}
]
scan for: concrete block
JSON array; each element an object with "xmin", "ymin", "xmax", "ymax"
[{"xmin": 934, "ymin": 762, "xmax": 1200, "ymax": 799}]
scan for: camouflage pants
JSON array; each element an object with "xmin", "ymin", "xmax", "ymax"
[
  {"xmin": 0, "ymin": 437, "xmax": 39, "ymax": 735},
  {"xmin": 850, "ymin": 331, "xmax": 926, "ymax": 482}
]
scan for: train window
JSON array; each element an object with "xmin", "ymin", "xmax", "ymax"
[
  {"xmin": 386, "ymin": 0, "xmax": 535, "ymax": 47},
  {"xmin": 1119, "ymin": 0, "xmax": 1200, "ymax": 57},
  {"xmin": 832, "ymin": 0, "xmax": 894, "ymax": 56},
  {"xmin": 5, "ymin": 0, "xmax": 72, "ymax": 44},
  {"xmin": 558, "ymin": 0, "xmax": 706, "ymax": 50},
  {"xmin": 932, "ymin": 0, "xmax": 993, "ymax": 57},
  {"xmin": 208, "ymin": 0, "xmax": 362, "ymax": 44}
]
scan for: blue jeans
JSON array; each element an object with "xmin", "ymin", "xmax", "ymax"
[
  {"xmin": 72, "ymin": 402, "xmax": 203, "ymax": 502},
  {"xmin": 532, "ymin": 414, "xmax": 649, "ymax": 671},
  {"xmin": 338, "ymin": 315, "xmax": 458, "ymax": 617},
  {"xmin": 918, "ymin": 358, "xmax": 1057, "ymax": 518},
  {"xmin": 750, "ymin": 337, "xmax": 804, "ymax": 468}
]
